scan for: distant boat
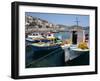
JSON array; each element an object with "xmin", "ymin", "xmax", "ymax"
[
  {"xmin": 28, "ymin": 32, "xmax": 44, "ymax": 39},
  {"xmin": 26, "ymin": 32, "xmax": 58, "ymax": 45},
  {"xmin": 27, "ymin": 32, "xmax": 55, "ymax": 39}
]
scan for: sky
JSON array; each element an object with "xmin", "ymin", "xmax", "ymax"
[{"xmin": 25, "ymin": 12, "xmax": 89, "ymax": 27}]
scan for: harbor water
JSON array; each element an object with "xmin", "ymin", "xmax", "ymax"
[{"xmin": 54, "ymin": 32, "xmax": 71, "ymax": 40}]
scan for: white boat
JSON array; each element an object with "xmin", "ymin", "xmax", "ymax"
[
  {"xmin": 28, "ymin": 32, "xmax": 55, "ymax": 39},
  {"xmin": 46, "ymin": 32, "xmax": 55, "ymax": 39},
  {"xmin": 61, "ymin": 44, "xmax": 89, "ymax": 62},
  {"xmin": 28, "ymin": 33, "xmax": 44, "ymax": 39},
  {"xmin": 69, "ymin": 47, "xmax": 89, "ymax": 60}
]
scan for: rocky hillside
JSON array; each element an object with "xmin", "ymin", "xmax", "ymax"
[
  {"xmin": 25, "ymin": 16, "xmax": 67, "ymax": 29},
  {"xmin": 25, "ymin": 15, "xmax": 89, "ymax": 33}
]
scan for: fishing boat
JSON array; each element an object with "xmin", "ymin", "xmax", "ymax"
[
  {"xmin": 65, "ymin": 46, "xmax": 89, "ymax": 66},
  {"xmin": 25, "ymin": 44, "xmax": 65, "ymax": 68},
  {"xmin": 26, "ymin": 32, "xmax": 56, "ymax": 43},
  {"xmin": 26, "ymin": 37, "xmax": 40, "ymax": 43},
  {"xmin": 28, "ymin": 32, "xmax": 44, "ymax": 39},
  {"xmin": 69, "ymin": 45, "xmax": 89, "ymax": 60}
]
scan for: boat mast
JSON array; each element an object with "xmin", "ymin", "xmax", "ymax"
[{"xmin": 74, "ymin": 17, "xmax": 80, "ymax": 27}]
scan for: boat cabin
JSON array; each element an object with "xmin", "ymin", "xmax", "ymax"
[{"xmin": 70, "ymin": 26, "xmax": 86, "ymax": 44}]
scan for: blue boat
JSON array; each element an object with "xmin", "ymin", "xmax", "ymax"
[
  {"xmin": 26, "ymin": 38, "xmax": 51, "ymax": 43},
  {"xmin": 26, "ymin": 45, "xmax": 65, "ymax": 68}
]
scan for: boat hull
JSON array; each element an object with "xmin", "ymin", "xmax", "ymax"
[{"xmin": 26, "ymin": 45, "xmax": 65, "ymax": 68}]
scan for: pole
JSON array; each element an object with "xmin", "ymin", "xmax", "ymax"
[{"xmin": 74, "ymin": 17, "xmax": 80, "ymax": 27}]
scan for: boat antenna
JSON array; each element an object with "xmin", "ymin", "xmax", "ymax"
[{"xmin": 74, "ymin": 17, "xmax": 80, "ymax": 27}]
